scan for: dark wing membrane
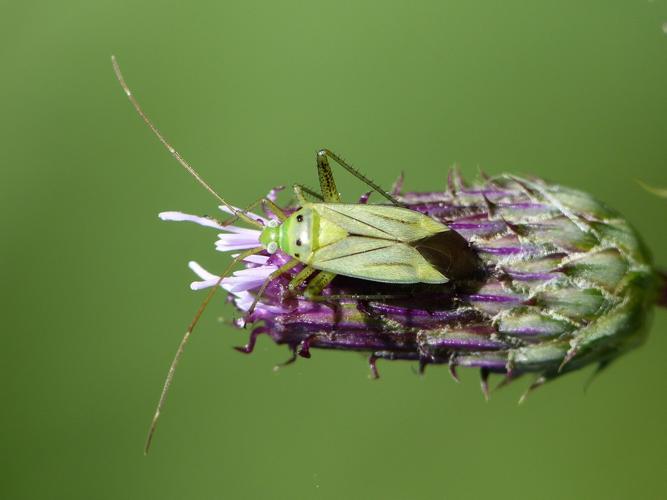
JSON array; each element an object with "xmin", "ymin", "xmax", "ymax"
[{"xmin": 411, "ymin": 230, "xmax": 482, "ymax": 281}]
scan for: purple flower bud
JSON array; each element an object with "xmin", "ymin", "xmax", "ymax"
[{"xmin": 162, "ymin": 173, "xmax": 660, "ymax": 397}]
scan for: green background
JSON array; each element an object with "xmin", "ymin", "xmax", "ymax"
[{"xmin": 2, "ymin": 1, "xmax": 667, "ymax": 499}]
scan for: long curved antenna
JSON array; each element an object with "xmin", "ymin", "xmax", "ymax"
[
  {"xmin": 144, "ymin": 246, "xmax": 263, "ymax": 454},
  {"xmin": 111, "ymin": 55, "xmax": 263, "ymax": 229}
]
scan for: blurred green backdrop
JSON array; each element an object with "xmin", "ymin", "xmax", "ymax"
[{"xmin": 2, "ymin": 1, "xmax": 667, "ymax": 499}]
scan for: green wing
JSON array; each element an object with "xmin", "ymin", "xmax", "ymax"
[
  {"xmin": 313, "ymin": 204, "xmax": 447, "ymax": 242},
  {"xmin": 309, "ymin": 236, "xmax": 448, "ymax": 284}
]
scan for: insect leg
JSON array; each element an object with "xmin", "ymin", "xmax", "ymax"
[
  {"xmin": 303, "ymin": 271, "xmax": 337, "ymax": 299},
  {"xmin": 317, "ymin": 148, "xmax": 405, "ymax": 206},
  {"xmin": 303, "ymin": 271, "xmax": 412, "ymax": 302},
  {"xmin": 213, "ymin": 197, "xmax": 287, "ymax": 228},
  {"xmin": 262, "ymin": 198, "xmax": 288, "ymax": 221},
  {"xmin": 292, "ymin": 183, "xmax": 324, "ymax": 202},
  {"xmin": 246, "ymin": 259, "xmax": 301, "ymax": 316},
  {"xmin": 291, "ymin": 184, "xmax": 317, "ymax": 206},
  {"xmin": 309, "ymin": 292, "xmax": 411, "ymax": 301},
  {"xmin": 291, "ymin": 266, "xmax": 405, "ymax": 308},
  {"xmin": 315, "ymin": 151, "xmax": 342, "ymax": 202},
  {"xmin": 288, "ymin": 265, "xmax": 317, "ymax": 291}
]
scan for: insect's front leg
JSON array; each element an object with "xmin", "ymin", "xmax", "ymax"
[
  {"xmin": 246, "ymin": 259, "xmax": 300, "ymax": 317},
  {"xmin": 261, "ymin": 198, "xmax": 288, "ymax": 221},
  {"xmin": 213, "ymin": 196, "xmax": 288, "ymax": 226}
]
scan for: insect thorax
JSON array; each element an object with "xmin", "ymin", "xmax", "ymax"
[{"xmin": 278, "ymin": 206, "xmax": 347, "ymax": 263}]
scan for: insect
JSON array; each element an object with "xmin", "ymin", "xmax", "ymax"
[
  {"xmin": 111, "ymin": 56, "xmax": 479, "ymax": 452},
  {"xmin": 239, "ymin": 148, "xmax": 481, "ymax": 312}
]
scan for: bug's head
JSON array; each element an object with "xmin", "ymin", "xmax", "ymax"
[{"xmin": 278, "ymin": 208, "xmax": 315, "ymax": 262}]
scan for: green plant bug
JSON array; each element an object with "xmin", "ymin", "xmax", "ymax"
[
  {"xmin": 112, "ymin": 56, "xmax": 480, "ymax": 452},
  {"xmin": 252, "ymin": 149, "xmax": 481, "ymax": 305}
]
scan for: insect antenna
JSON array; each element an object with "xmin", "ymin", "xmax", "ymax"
[
  {"xmin": 144, "ymin": 246, "xmax": 263, "ymax": 454},
  {"xmin": 111, "ymin": 55, "xmax": 263, "ymax": 229}
]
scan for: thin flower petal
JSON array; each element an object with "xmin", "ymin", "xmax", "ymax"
[
  {"xmin": 231, "ymin": 254, "xmax": 270, "ymax": 265},
  {"xmin": 223, "ymin": 263, "xmax": 277, "ymax": 292},
  {"xmin": 231, "ymin": 266, "xmax": 278, "ymax": 278},
  {"xmin": 225, "ymin": 279, "xmax": 267, "ymax": 293},
  {"xmin": 159, "ymin": 211, "xmax": 224, "ymax": 229},
  {"xmin": 160, "ymin": 211, "xmax": 263, "ymax": 247},
  {"xmin": 215, "ymin": 235, "xmax": 262, "ymax": 252},
  {"xmin": 230, "ymin": 290, "xmax": 284, "ymax": 313},
  {"xmin": 187, "ymin": 260, "xmax": 276, "ymax": 299},
  {"xmin": 185, "ymin": 261, "xmax": 284, "ymax": 314},
  {"xmin": 188, "ymin": 261, "xmax": 221, "ymax": 290}
]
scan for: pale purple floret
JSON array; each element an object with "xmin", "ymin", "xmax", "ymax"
[
  {"xmin": 159, "ymin": 210, "xmax": 264, "ymax": 253},
  {"xmin": 159, "ymin": 206, "xmax": 277, "ymax": 312}
]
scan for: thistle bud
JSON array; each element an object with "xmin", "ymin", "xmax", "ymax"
[{"xmin": 161, "ymin": 172, "xmax": 661, "ymax": 396}]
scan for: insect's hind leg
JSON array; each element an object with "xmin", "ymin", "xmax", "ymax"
[
  {"xmin": 301, "ymin": 271, "xmax": 344, "ymax": 323},
  {"xmin": 315, "ymin": 151, "xmax": 341, "ymax": 202},
  {"xmin": 303, "ymin": 271, "xmax": 410, "ymax": 302},
  {"xmin": 316, "ymin": 148, "xmax": 404, "ymax": 206},
  {"xmin": 309, "ymin": 292, "xmax": 412, "ymax": 301},
  {"xmin": 303, "ymin": 271, "xmax": 337, "ymax": 299},
  {"xmin": 292, "ymin": 184, "xmax": 324, "ymax": 203}
]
